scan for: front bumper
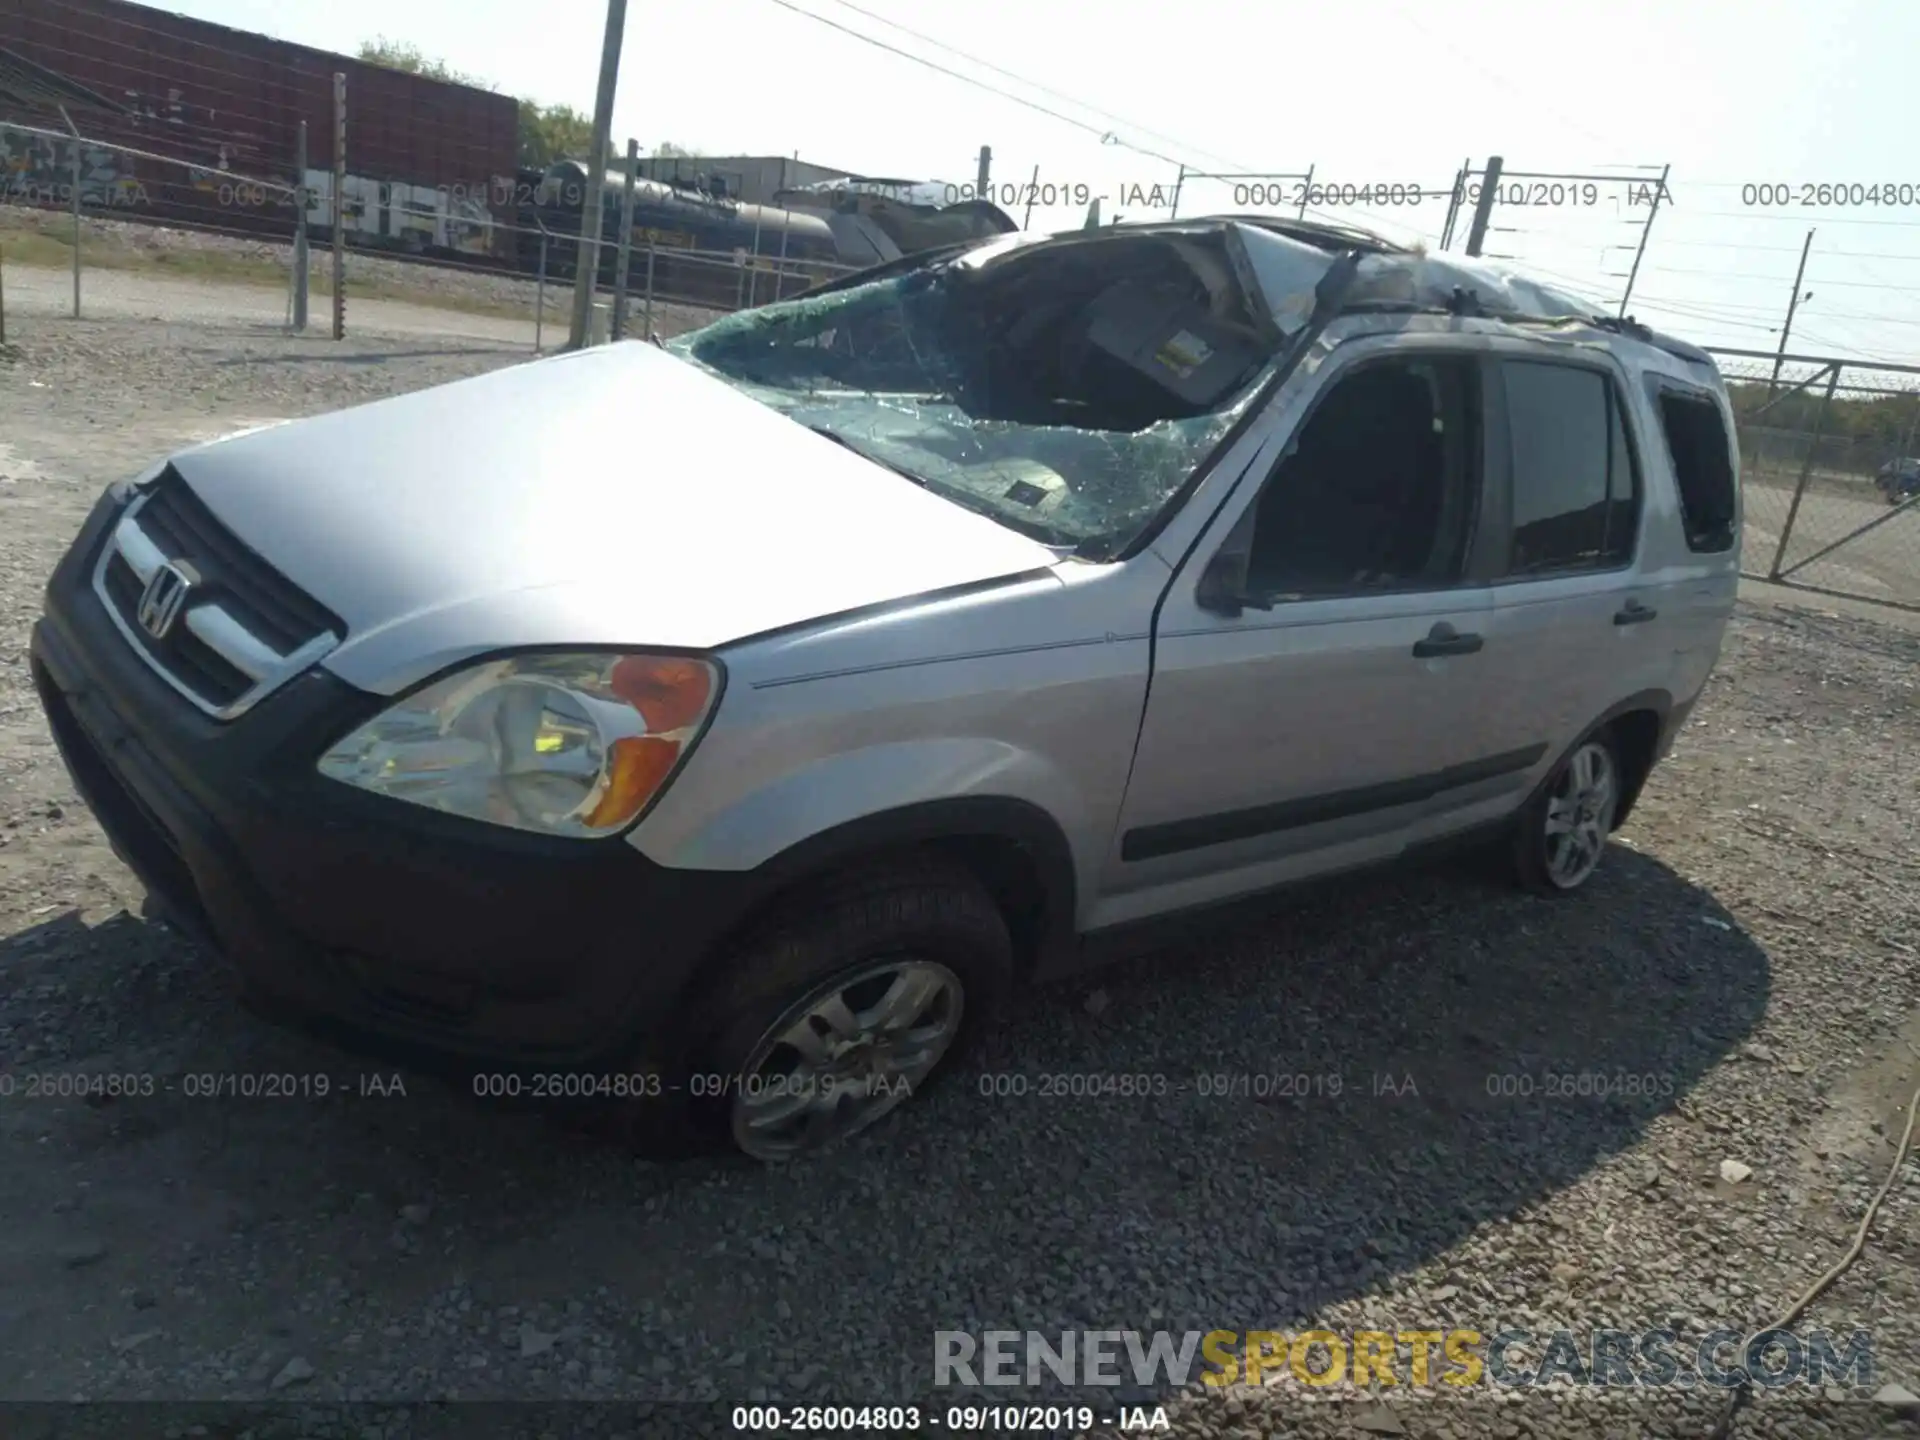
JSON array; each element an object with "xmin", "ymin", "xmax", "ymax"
[{"xmin": 29, "ymin": 488, "xmax": 747, "ymax": 1072}]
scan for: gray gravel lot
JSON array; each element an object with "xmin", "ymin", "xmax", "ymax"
[{"xmin": 0, "ymin": 297, "xmax": 1917, "ymax": 1440}]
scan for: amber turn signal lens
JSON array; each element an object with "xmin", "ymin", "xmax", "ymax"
[
  {"xmin": 582, "ymin": 735, "xmax": 683, "ymax": 830},
  {"xmin": 609, "ymin": 655, "xmax": 713, "ymax": 733}
]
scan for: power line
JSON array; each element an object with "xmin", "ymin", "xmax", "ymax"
[
  {"xmin": 1628, "ymin": 263, "xmax": 1920, "ymax": 295},
  {"xmin": 1610, "ymin": 237, "xmax": 1920, "ymax": 262},
  {"xmin": 811, "ymin": 0, "xmax": 1248, "ymax": 175},
  {"xmin": 1670, "ymin": 210, "xmax": 1920, "ymax": 228},
  {"xmin": 1636, "ymin": 292, "xmax": 1920, "ymax": 332},
  {"xmin": 756, "ymin": 0, "xmax": 1190, "ymax": 169},
  {"xmin": 1368, "ymin": 0, "xmax": 1620, "ymax": 151},
  {"xmin": 757, "ymin": 0, "xmax": 1435, "ymax": 238}
]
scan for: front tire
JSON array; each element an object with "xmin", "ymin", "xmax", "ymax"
[
  {"xmin": 1512, "ymin": 729, "xmax": 1622, "ymax": 894},
  {"xmin": 689, "ymin": 860, "xmax": 1013, "ymax": 1162}
]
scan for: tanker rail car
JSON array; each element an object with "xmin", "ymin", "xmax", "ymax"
[
  {"xmin": 518, "ymin": 159, "xmax": 846, "ymax": 309},
  {"xmin": 511, "ymin": 160, "xmax": 1022, "ymax": 310}
]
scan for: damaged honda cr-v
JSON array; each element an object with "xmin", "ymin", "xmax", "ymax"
[{"xmin": 30, "ymin": 214, "xmax": 1742, "ymax": 1161}]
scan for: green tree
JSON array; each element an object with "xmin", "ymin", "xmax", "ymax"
[
  {"xmin": 518, "ymin": 101, "xmax": 593, "ymax": 169},
  {"xmin": 355, "ymin": 37, "xmax": 483, "ymax": 87}
]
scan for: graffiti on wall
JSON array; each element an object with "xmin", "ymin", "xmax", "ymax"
[{"xmin": 0, "ymin": 128, "xmax": 150, "ymax": 207}]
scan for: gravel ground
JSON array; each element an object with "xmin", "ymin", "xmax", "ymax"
[{"xmin": 1, "ymin": 299, "xmax": 1917, "ymax": 1440}]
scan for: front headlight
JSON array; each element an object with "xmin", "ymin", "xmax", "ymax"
[{"xmin": 316, "ymin": 652, "xmax": 719, "ymax": 837}]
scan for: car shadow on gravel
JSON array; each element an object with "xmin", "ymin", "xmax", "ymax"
[
  {"xmin": 958, "ymin": 843, "xmax": 1774, "ymax": 1305},
  {"xmin": 0, "ymin": 840, "xmax": 1772, "ymax": 1404}
]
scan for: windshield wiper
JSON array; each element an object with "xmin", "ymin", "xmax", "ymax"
[
  {"xmin": 802, "ymin": 423, "xmax": 1071, "ymax": 549},
  {"xmin": 802, "ymin": 423, "xmax": 934, "ymax": 491}
]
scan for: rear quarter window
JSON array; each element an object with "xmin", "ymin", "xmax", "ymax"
[{"xmin": 1649, "ymin": 382, "xmax": 1738, "ymax": 553}]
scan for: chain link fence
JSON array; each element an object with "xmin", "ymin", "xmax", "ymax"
[
  {"xmin": 1709, "ymin": 347, "xmax": 1920, "ymax": 612},
  {"xmin": 2, "ymin": 118, "xmax": 311, "ymax": 328},
  {"xmin": 1, "ymin": 120, "xmax": 857, "ymax": 347}
]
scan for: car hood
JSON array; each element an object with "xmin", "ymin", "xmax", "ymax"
[{"xmin": 167, "ymin": 341, "xmax": 1059, "ymax": 695}]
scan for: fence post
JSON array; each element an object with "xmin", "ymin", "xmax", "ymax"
[
  {"xmin": 1464, "ymin": 155, "xmax": 1502, "ymax": 257},
  {"xmin": 643, "ymin": 239, "xmax": 655, "ymax": 340},
  {"xmin": 0, "ymin": 243, "xmax": 7, "ymax": 346},
  {"xmin": 292, "ymin": 120, "xmax": 309, "ymax": 331},
  {"xmin": 58, "ymin": 107, "xmax": 81, "ymax": 318},
  {"xmin": 745, "ymin": 203, "xmax": 764, "ymax": 308},
  {"xmin": 611, "ymin": 138, "xmax": 638, "ymax": 340},
  {"xmin": 535, "ymin": 223, "xmax": 549, "ymax": 352},
  {"xmin": 1439, "ymin": 158, "xmax": 1469, "ymax": 249},
  {"xmin": 331, "ymin": 73, "xmax": 346, "ymax": 340},
  {"xmin": 1768, "ymin": 362, "xmax": 1842, "ymax": 579},
  {"xmin": 773, "ymin": 211, "xmax": 792, "ymax": 304}
]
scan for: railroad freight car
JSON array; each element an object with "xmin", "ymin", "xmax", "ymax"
[
  {"xmin": 523, "ymin": 159, "xmax": 846, "ymax": 307},
  {"xmin": 0, "ymin": 0, "xmax": 518, "ymax": 253}
]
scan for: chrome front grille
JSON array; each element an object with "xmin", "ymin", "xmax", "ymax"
[{"xmin": 91, "ymin": 468, "xmax": 344, "ymax": 719}]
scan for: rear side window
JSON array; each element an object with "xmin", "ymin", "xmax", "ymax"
[
  {"xmin": 1654, "ymin": 388, "xmax": 1738, "ymax": 552},
  {"xmin": 1500, "ymin": 360, "xmax": 1639, "ymax": 576}
]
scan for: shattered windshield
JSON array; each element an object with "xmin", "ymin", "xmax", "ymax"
[{"xmin": 665, "ymin": 229, "xmax": 1285, "ymax": 558}]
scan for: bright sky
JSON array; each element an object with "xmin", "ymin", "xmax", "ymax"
[{"xmin": 163, "ymin": 0, "xmax": 1920, "ymax": 367}]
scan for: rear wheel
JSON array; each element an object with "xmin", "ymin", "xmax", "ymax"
[
  {"xmin": 1512, "ymin": 730, "xmax": 1621, "ymax": 894},
  {"xmin": 688, "ymin": 861, "xmax": 1012, "ymax": 1161}
]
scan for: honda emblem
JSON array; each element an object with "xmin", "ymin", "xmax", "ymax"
[{"xmin": 136, "ymin": 561, "xmax": 194, "ymax": 641}]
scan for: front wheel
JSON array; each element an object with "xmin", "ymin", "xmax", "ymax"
[
  {"xmin": 689, "ymin": 861, "xmax": 1012, "ymax": 1161},
  {"xmin": 1511, "ymin": 730, "xmax": 1622, "ymax": 894}
]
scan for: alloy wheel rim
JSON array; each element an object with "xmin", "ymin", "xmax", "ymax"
[
  {"xmin": 1543, "ymin": 741, "xmax": 1617, "ymax": 889},
  {"xmin": 729, "ymin": 958, "xmax": 964, "ymax": 1161}
]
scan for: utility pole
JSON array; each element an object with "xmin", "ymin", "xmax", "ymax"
[
  {"xmin": 1463, "ymin": 154, "xmax": 1502, "ymax": 257},
  {"xmin": 1021, "ymin": 163, "xmax": 1040, "ymax": 229},
  {"xmin": 1168, "ymin": 163, "xmax": 1184, "ymax": 220},
  {"xmin": 330, "ymin": 73, "xmax": 346, "ymax": 339},
  {"xmin": 292, "ymin": 119, "xmax": 309, "ymax": 330},
  {"xmin": 568, "ymin": 0, "xmax": 629, "ymax": 349},
  {"xmin": 1616, "ymin": 162, "xmax": 1669, "ymax": 317},
  {"xmin": 976, "ymin": 145, "xmax": 991, "ymax": 197},
  {"xmin": 1767, "ymin": 228, "xmax": 1815, "ymax": 398}
]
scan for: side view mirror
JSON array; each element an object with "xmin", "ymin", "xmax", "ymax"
[{"xmin": 1195, "ymin": 549, "xmax": 1271, "ymax": 617}]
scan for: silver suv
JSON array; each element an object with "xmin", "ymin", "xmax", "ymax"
[{"xmin": 30, "ymin": 217, "xmax": 1741, "ymax": 1161}]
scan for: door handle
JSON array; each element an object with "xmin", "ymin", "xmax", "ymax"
[
  {"xmin": 1413, "ymin": 623, "xmax": 1484, "ymax": 658},
  {"xmin": 1614, "ymin": 600, "xmax": 1658, "ymax": 626}
]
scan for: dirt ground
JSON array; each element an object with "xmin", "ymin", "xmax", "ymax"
[{"xmin": 1, "ymin": 299, "xmax": 1917, "ymax": 1440}]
